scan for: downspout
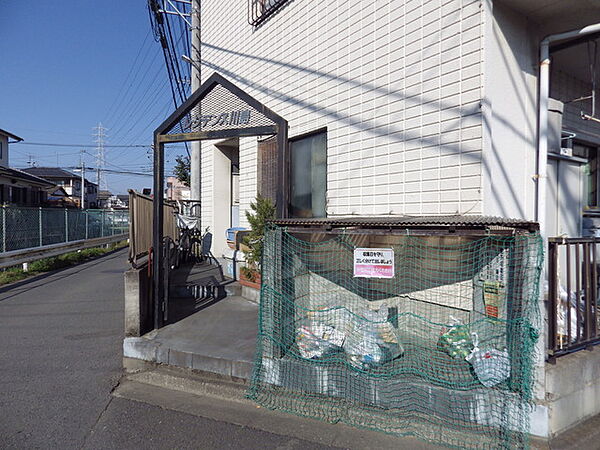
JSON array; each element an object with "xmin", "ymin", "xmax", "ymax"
[
  {"xmin": 537, "ymin": 24, "xmax": 600, "ymax": 238},
  {"xmin": 537, "ymin": 39, "xmax": 550, "ymax": 238}
]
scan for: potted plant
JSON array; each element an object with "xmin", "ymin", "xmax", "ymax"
[{"xmin": 239, "ymin": 195, "xmax": 275, "ymax": 289}]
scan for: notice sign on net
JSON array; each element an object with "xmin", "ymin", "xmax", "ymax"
[{"xmin": 353, "ymin": 248, "xmax": 395, "ymax": 279}]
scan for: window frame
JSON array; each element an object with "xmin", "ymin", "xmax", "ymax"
[
  {"xmin": 248, "ymin": 0, "xmax": 290, "ymax": 26},
  {"xmin": 574, "ymin": 142, "xmax": 600, "ymax": 211},
  {"xmin": 287, "ymin": 128, "xmax": 327, "ymax": 218}
]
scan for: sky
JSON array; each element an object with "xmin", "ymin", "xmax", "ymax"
[{"xmin": 0, "ymin": 0, "xmax": 188, "ymax": 194}]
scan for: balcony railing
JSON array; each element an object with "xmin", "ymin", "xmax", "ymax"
[
  {"xmin": 248, "ymin": 0, "xmax": 289, "ymax": 26},
  {"xmin": 547, "ymin": 237, "xmax": 600, "ymax": 359}
]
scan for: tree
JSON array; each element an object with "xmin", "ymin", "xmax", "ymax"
[{"xmin": 173, "ymin": 155, "xmax": 190, "ymax": 187}]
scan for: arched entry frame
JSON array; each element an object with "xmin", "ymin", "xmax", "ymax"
[{"xmin": 152, "ymin": 72, "xmax": 289, "ymax": 329}]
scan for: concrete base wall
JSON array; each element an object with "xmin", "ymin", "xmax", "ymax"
[
  {"xmin": 544, "ymin": 348, "xmax": 600, "ymax": 437},
  {"xmin": 124, "ymin": 264, "xmax": 153, "ymax": 337}
]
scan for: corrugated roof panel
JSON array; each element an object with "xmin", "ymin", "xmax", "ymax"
[{"xmin": 271, "ymin": 215, "xmax": 538, "ymax": 231}]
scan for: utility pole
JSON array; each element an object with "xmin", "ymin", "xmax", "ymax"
[
  {"xmin": 80, "ymin": 150, "xmax": 86, "ymax": 209},
  {"xmin": 190, "ymin": 0, "xmax": 201, "ymax": 212},
  {"xmin": 93, "ymin": 123, "xmax": 107, "ymax": 191}
]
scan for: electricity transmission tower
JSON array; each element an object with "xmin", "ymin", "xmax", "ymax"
[{"xmin": 93, "ymin": 123, "xmax": 108, "ymax": 191}]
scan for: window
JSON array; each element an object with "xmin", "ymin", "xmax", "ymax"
[
  {"xmin": 289, "ymin": 131, "xmax": 327, "ymax": 218},
  {"xmin": 577, "ymin": 143, "xmax": 600, "ymax": 208},
  {"xmin": 0, "ymin": 141, "xmax": 3, "ymax": 159},
  {"xmin": 248, "ymin": 0, "xmax": 289, "ymax": 26}
]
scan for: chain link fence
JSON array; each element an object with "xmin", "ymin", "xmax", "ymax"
[{"xmin": 0, "ymin": 206, "xmax": 129, "ymax": 253}]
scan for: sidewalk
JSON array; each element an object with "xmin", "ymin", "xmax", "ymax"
[
  {"xmin": 115, "ymin": 365, "xmax": 439, "ymax": 450},
  {"xmin": 123, "ymin": 295, "xmax": 257, "ymax": 380}
]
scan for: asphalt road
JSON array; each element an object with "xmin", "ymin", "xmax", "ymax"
[{"xmin": 0, "ymin": 249, "xmax": 336, "ymax": 450}]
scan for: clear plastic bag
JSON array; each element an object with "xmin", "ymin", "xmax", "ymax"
[
  {"xmin": 466, "ymin": 333, "xmax": 511, "ymax": 388},
  {"xmin": 296, "ymin": 323, "xmax": 344, "ymax": 360},
  {"xmin": 438, "ymin": 316, "xmax": 473, "ymax": 360},
  {"xmin": 343, "ymin": 304, "xmax": 403, "ymax": 369}
]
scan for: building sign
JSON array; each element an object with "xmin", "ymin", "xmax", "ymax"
[
  {"xmin": 188, "ymin": 109, "xmax": 252, "ymax": 130},
  {"xmin": 353, "ymin": 248, "xmax": 395, "ymax": 279}
]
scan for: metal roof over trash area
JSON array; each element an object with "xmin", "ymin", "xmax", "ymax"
[{"xmin": 271, "ymin": 215, "xmax": 539, "ymax": 233}]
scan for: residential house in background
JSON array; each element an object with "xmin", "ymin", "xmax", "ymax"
[
  {"xmin": 166, "ymin": 175, "xmax": 191, "ymax": 202},
  {"xmin": 0, "ymin": 128, "xmax": 54, "ymax": 205},
  {"xmin": 97, "ymin": 189, "xmax": 112, "ymax": 209},
  {"xmin": 45, "ymin": 185, "xmax": 78, "ymax": 208},
  {"xmin": 97, "ymin": 190, "xmax": 129, "ymax": 209},
  {"xmin": 107, "ymin": 194, "xmax": 129, "ymax": 209},
  {"xmin": 22, "ymin": 167, "xmax": 98, "ymax": 208}
]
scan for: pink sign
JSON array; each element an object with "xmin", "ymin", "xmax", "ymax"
[{"xmin": 353, "ymin": 248, "xmax": 395, "ymax": 279}]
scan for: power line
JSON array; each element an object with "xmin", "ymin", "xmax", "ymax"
[
  {"xmin": 64, "ymin": 166, "xmax": 153, "ymax": 177},
  {"xmin": 102, "ymin": 29, "xmax": 153, "ymax": 121},
  {"xmin": 103, "ymin": 48, "xmax": 166, "ymax": 138},
  {"xmin": 13, "ymin": 141, "xmax": 150, "ymax": 148},
  {"xmin": 107, "ymin": 75, "xmax": 170, "ymax": 142}
]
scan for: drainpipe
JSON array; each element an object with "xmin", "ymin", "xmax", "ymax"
[{"xmin": 537, "ymin": 24, "xmax": 600, "ymax": 239}]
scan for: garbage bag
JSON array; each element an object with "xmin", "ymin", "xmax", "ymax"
[
  {"xmin": 343, "ymin": 304, "xmax": 403, "ymax": 369},
  {"xmin": 438, "ymin": 316, "xmax": 473, "ymax": 359},
  {"xmin": 296, "ymin": 323, "xmax": 344, "ymax": 360},
  {"xmin": 466, "ymin": 333, "xmax": 511, "ymax": 387}
]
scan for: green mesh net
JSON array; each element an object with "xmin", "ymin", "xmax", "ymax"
[{"xmin": 248, "ymin": 226, "xmax": 543, "ymax": 449}]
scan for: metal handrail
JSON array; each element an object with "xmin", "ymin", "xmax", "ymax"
[{"xmin": 547, "ymin": 237, "xmax": 600, "ymax": 360}]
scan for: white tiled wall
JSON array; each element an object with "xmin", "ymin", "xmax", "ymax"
[
  {"xmin": 200, "ymin": 140, "xmax": 214, "ymax": 230},
  {"xmin": 200, "ymin": 0, "xmax": 484, "ymax": 218},
  {"xmin": 238, "ymin": 137, "xmax": 258, "ymax": 228}
]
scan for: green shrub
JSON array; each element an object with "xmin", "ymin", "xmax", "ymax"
[
  {"xmin": 29, "ymin": 257, "xmax": 58, "ymax": 272},
  {"xmin": 0, "ymin": 268, "xmax": 28, "ymax": 285},
  {"xmin": 243, "ymin": 195, "xmax": 275, "ymax": 270},
  {"xmin": 81, "ymin": 248, "xmax": 104, "ymax": 258}
]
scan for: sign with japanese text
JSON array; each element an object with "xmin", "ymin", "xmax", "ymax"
[
  {"xmin": 353, "ymin": 248, "xmax": 395, "ymax": 279},
  {"xmin": 188, "ymin": 109, "xmax": 252, "ymax": 130}
]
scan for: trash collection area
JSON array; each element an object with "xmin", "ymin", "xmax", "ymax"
[{"xmin": 248, "ymin": 216, "xmax": 543, "ymax": 449}]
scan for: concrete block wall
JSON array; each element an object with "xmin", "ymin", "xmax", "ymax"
[
  {"xmin": 544, "ymin": 349, "xmax": 600, "ymax": 437},
  {"xmin": 124, "ymin": 265, "xmax": 153, "ymax": 337},
  {"xmin": 200, "ymin": 0, "xmax": 485, "ymax": 218}
]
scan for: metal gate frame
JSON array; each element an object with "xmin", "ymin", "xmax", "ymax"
[{"xmin": 152, "ymin": 72, "xmax": 289, "ymax": 329}]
